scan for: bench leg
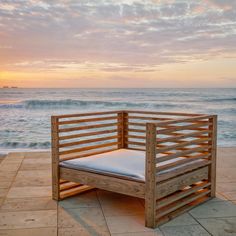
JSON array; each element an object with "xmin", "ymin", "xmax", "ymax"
[
  {"xmin": 145, "ymin": 195, "xmax": 157, "ymax": 228},
  {"xmin": 52, "ymin": 164, "xmax": 60, "ymax": 200}
]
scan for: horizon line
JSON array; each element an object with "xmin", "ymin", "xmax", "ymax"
[{"xmin": 1, "ymin": 87, "xmax": 236, "ymax": 89}]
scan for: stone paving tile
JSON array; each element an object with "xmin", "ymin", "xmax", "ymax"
[
  {"xmin": 0, "ymin": 181, "xmax": 12, "ymax": 189},
  {"xmin": 20, "ymin": 158, "xmax": 51, "ymax": 171},
  {"xmin": 0, "ymin": 163, "xmax": 22, "ymax": 172},
  {"xmin": 0, "ymin": 158, "xmax": 23, "ymax": 164},
  {"xmin": 0, "ymin": 171, "xmax": 16, "ymax": 182},
  {"xmin": 158, "ymin": 213, "xmax": 205, "ymax": 236},
  {"xmin": 110, "ymin": 230, "xmax": 163, "ymax": 236},
  {"xmin": 20, "ymin": 163, "xmax": 51, "ymax": 171},
  {"xmin": 189, "ymin": 199, "xmax": 236, "ymax": 219},
  {"xmin": 0, "ymin": 157, "xmax": 6, "ymax": 164},
  {"xmin": 197, "ymin": 217, "xmax": 236, "ymax": 236},
  {"xmin": 12, "ymin": 170, "xmax": 51, "ymax": 187},
  {"xmin": 0, "ymin": 198, "xmax": 4, "ymax": 207},
  {"xmin": 97, "ymin": 190, "xmax": 144, "ymax": 217},
  {"xmin": 217, "ymin": 183, "xmax": 236, "ymax": 201},
  {"xmin": 58, "ymin": 206, "xmax": 110, "ymax": 235},
  {"xmin": 159, "ymin": 225, "xmax": 211, "ymax": 236},
  {"xmin": 105, "ymin": 214, "xmax": 154, "ymax": 234},
  {"xmin": 217, "ymin": 168, "xmax": 236, "ymax": 183},
  {"xmin": 207, "ymin": 197, "xmax": 226, "ymax": 203},
  {"xmin": 215, "ymin": 194, "xmax": 228, "ymax": 201},
  {"xmin": 217, "ymin": 149, "xmax": 236, "ymax": 168},
  {"xmin": 0, "ymin": 157, "xmax": 23, "ymax": 164},
  {"xmin": 160, "ymin": 213, "xmax": 198, "ymax": 227},
  {"xmin": 223, "ymin": 192, "xmax": 236, "ymax": 201},
  {"xmin": 59, "ymin": 190, "xmax": 100, "ymax": 209},
  {"xmin": 7, "ymin": 186, "xmax": 52, "ymax": 198},
  {"xmin": 0, "ymin": 227, "xmax": 57, "ymax": 236},
  {"xmin": 0, "ymin": 188, "xmax": 9, "ymax": 198},
  {"xmin": 23, "ymin": 152, "xmax": 50, "ymax": 159},
  {"xmin": 5, "ymin": 152, "xmax": 25, "ymax": 160},
  {"xmin": 217, "ymin": 182, "xmax": 236, "ymax": 192},
  {"xmin": 21, "ymin": 157, "xmax": 51, "ymax": 164},
  {"xmin": 0, "ymin": 210, "xmax": 57, "ymax": 229},
  {"xmin": 58, "ymin": 227, "xmax": 110, "ymax": 236},
  {"xmin": 0, "ymin": 197, "xmax": 57, "ymax": 211}
]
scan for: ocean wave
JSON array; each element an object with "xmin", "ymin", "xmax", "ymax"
[
  {"xmin": 24, "ymin": 99, "xmax": 141, "ymax": 108},
  {"xmin": 204, "ymin": 98, "xmax": 236, "ymax": 102},
  {"xmin": 0, "ymin": 141, "xmax": 51, "ymax": 149},
  {"xmin": 0, "ymin": 99, "xmax": 182, "ymax": 109},
  {"xmin": 1, "ymin": 97, "xmax": 235, "ymax": 110}
]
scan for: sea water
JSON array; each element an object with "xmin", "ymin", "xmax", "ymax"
[{"xmin": 0, "ymin": 88, "xmax": 235, "ymax": 154}]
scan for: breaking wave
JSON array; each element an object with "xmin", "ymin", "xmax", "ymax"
[{"xmin": 0, "ymin": 99, "xmax": 179, "ymax": 109}]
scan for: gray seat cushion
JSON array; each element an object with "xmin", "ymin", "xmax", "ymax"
[{"xmin": 60, "ymin": 149, "xmax": 203, "ymax": 182}]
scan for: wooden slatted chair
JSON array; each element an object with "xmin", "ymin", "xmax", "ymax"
[{"xmin": 51, "ymin": 110, "xmax": 217, "ymax": 228}]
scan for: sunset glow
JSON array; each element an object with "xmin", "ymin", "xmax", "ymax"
[{"xmin": 0, "ymin": 0, "xmax": 236, "ymax": 88}]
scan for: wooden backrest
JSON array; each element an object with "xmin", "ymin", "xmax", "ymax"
[
  {"xmin": 51, "ymin": 111, "xmax": 123, "ymax": 162},
  {"xmin": 123, "ymin": 110, "xmax": 203, "ymax": 151}
]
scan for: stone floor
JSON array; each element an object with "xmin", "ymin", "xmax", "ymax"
[{"xmin": 0, "ymin": 148, "xmax": 235, "ymax": 236}]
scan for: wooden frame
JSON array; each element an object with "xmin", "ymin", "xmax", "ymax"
[{"xmin": 51, "ymin": 110, "xmax": 217, "ymax": 228}]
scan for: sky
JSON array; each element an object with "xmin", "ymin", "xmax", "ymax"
[{"xmin": 0, "ymin": 0, "xmax": 236, "ymax": 88}]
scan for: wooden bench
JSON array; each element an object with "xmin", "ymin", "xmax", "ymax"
[{"xmin": 51, "ymin": 110, "xmax": 217, "ymax": 228}]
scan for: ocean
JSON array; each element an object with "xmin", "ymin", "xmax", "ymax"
[{"xmin": 0, "ymin": 88, "xmax": 235, "ymax": 154}]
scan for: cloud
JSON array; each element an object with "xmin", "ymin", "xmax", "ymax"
[{"xmin": 0, "ymin": 0, "xmax": 236, "ymax": 70}]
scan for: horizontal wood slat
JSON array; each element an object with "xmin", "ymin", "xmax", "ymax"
[
  {"xmin": 60, "ymin": 182, "xmax": 81, "ymax": 191},
  {"xmin": 156, "ymin": 122, "xmax": 211, "ymax": 135},
  {"xmin": 156, "ymin": 166, "xmax": 209, "ymax": 198},
  {"xmin": 154, "ymin": 115, "xmax": 212, "ymax": 127},
  {"xmin": 60, "ymin": 185, "xmax": 94, "ymax": 199},
  {"xmin": 59, "ymin": 142, "xmax": 120, "ymax": 155},
  {"xmin": 156, "ymin": 189, "xmax": 211, "ymax": 219},
  {"xmin": 155, "ymin": 196, "xmax": 210, "ymax": 226},
  {"xmin": 59, "ymin": 148, "xmax": 118, "ymax": 161},
  {"xmin": 157, "ymin": 160, "xmax": 211, "ymax": 183},
  {"xmin": 156, "ymin": 146, "xmax": 211, "ymax": 163},
  {"xmin": 127, "ymin": 141, "xmax": 145, "ymax": 146},
  {"xmin": 59, "ymin": 122, "xmax": 119, "ymax": 133},
  {"xmin": 156, "ymin": 182, "xmax": 211, "ymax": 209},
  {"xmin": 58, "ymin": 116, "xmax": 118, "ymax": 125},
  {"xmin": 54, "ymin": 111, "xmax": 121, "ymax": 119},
  {"xmin": 156, "ymin": 153, "xmax": 211, "ymax": 172},
  {"xmin": 59, "ymin": 135, "xmax": 118, "ymax": 148},
  {"xmin": 126, "ymin": 134, "xmax": 146, "ymax": 140},
  {"xmin": 127, "ymin": 110, "xmax": 202, "ymax": 116},
  {"xmin": 128, "ymin": 128, "xmax": 146, "ymax": 133},
  {"xmin": 157, "ymin": 130, "xmax": 212, "ymax": 144},
  {"xmin": 128, "ymin": 116, "xmax": 173, "ymax": 121},
  {"xmin": 127, "ymin": 122, "xmax": 147, "ymax": 127},
  {"xmin": 157, "ymin": 137, "xmax": 211, "ymax": 153},
  {"xmin": 60, "ymin": 167, "xmax": 146, "ymax": 198},
  {"xmin": 59, "ymin": 129, "xmax": 117, "ymax": 140}
]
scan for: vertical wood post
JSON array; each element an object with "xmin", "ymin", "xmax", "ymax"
[
  {"xmin": 209, "ymin": 115, "xmax": 217, "ymax": 197},
  {"xmin": 118, "ymin": 111, "xmax": 128, "ymax": 149},
  {"xmin": 51, "ymin": 116, "xmax": 60, "ymax": 200},
  {"xmin": 117, "ymin": 112, "xmax": 124, "ymax": 149},
  {"xmin": 145, "ymin": 123, "xmax": 157, "ymax": 228},
  {"xmin": 123, "ymin": 111, "xmax": 128, "ymax": 148}
]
